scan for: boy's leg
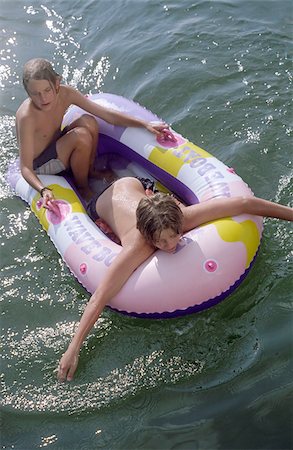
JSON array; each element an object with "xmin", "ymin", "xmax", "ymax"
[
  {"xmin": 65, "ymin": 114, "xmax": 99, "ymax": 172},
  {"xmin": 62, "ymin": 114, "xmax": 116, "ymax": 186},
  {"xmin": 56, "ymin": 127, "xmax": 93, "ymax": 200},
  {"xmin": 74, "ymin": 115, "xmax": 115, "ymax": 182},
  {"xmin": 56, "ymin": 115, "xmax": 99, "ymax": 200}
]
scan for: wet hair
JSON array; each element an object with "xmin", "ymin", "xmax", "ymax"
[
  {"xmin": 22, "ymin": 58, "xmax": 61, "ymax": 93},
  {"xmin": 136, "ymin": 193, "xmax": 183, "ymax": 245}
]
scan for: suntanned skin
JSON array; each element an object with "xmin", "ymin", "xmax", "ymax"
[
  {"xmin": 57, "ymin": 177, "xmax": 293, "ymax": 382},
  {"xmin": 16, "ymin": 79, "xmax": 167, "ymax": 202}
]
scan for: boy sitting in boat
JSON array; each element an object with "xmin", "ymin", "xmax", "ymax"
[
  {"xmin": 57, "ymin": 176, "xmax": 293, "ymax": 381},
  {"xmin": 16, "ymin": 58, "xmax": 167, "ymax": 202}
]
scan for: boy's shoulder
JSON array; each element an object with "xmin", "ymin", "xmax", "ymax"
[
  {"xmin": 59, "ymin": 84, "xmax": 76, "ymax": 96},
  {"xmin": 16, "ymin": 98, "xmax": 32, "ymax": 121},
  {"xmin": 58, "ymin": 84, "xmax": 79, "ymax": 106}
]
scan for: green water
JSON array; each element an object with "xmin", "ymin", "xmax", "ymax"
[{"xmin": 1, "ymin": 1, "xmax": 292, "ymax": 449}]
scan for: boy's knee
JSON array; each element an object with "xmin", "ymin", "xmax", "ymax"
[
  {"xmin": 74, "ymin": 127, "xmax": 93, "ymax": 150},
  {"xmin": 80, "ymin": 114, "xmax": 99, "ymax": 135}
]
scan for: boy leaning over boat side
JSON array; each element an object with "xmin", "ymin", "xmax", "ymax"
[
  {"xmin": 16, "ymin": 58, "xmax": 168, "ymax": 203},
  {"xmin": 57, "ymin": 177, "xmax": 293, "ymax": 382}
]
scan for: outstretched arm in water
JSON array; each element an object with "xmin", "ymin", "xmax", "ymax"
[{"xmin": 57, "ymin": 232, "xmax": 154, "ymax": 382}]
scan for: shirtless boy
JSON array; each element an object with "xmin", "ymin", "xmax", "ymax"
[
  {"xmin": 16, "ymin": 58, "xmax": 167, "ymax": 202},
  {"xmin": 57, "ymin": 176, "xmax": 293, "ymax": 381}
]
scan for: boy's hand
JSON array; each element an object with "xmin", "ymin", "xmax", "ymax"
[
  {"xmin": 41, "ymin": 187, "xmax": 54, "ymax": 206},
  {"xmin": 57, "ymin": 347, "xmax": 79, "ymax": 382},
  {"xmin": 146, "ymin": 122, "xmax": 177, "ymax": 143},
  {"xmin": 146, "ymin": 121, "xmax": 169, "ymax": 136}
]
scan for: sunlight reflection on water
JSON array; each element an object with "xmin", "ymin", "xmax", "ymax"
[{"xmin": 0, "ymin": 0, "xmax": 292, "ymax": 448}]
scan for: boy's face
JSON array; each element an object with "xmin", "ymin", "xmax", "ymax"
[
  {"xmin": 153, "ymin": 227, "xmax": 182, "ymax": 253},
  {"xmin": 26, "ymin": 79, "xmax": 59, "ymax": 111}
]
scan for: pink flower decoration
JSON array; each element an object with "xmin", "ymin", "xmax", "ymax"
[
  {"xmin": 46, "ymin": 200, "xmax": 71, "ymax": 225},
  {"xmin": 36, "ymin": 199, "xmax": 43, "ymax": 210},
  {"xmin": 156, "ymin": 132, "xmax": 185, "ymax": 148}
]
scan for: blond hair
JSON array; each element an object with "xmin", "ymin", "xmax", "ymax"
[
  {"xmin": 136, "ymin": 193, "xmax": 183, "ymax": 245},
  {"xmin": 22, "ymin": 58, "xmax": 61, "ymax": 92}
]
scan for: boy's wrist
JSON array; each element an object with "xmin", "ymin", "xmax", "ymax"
[{"xmin": 40, "ymin": 187, "xmax": 52, "ymax": 197}]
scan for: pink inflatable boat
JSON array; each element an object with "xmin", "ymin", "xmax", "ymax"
[{"xmin": 8, "ymin": 93, "xmax": 263, "ymax": 318}]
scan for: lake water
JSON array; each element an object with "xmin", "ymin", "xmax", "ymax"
[{"xmin": 0, "ymin": 1, "xmax": 292, "ymax": 449}]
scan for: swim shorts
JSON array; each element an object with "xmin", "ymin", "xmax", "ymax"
[
  {"xmin": 86, "ymin": 177, "xmax": 157, "ymax": 222},
  {"xmin": 33, "ymin": 128, "xmax": 68, "ymax": 175}
]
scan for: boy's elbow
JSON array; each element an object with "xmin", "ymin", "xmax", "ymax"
[
  {"xmin": 20, "ymin": 165, "xmax": 31, "ymax": 177},
  {"xmin": 89, "ymin": 288, "xmax": 109, "ymax": 311},
  {"xmin": 236, "ymin": 196, "xmax": 253, "ymax": 215},
  {"xmin": 20, "ymin": 165, "xmax": 26, "ymax": 177}
]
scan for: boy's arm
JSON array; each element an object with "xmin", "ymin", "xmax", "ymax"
[
  {"xmin": 57, "ymin": 238, "xmax": 154, "ymax": 382},
  {"xmin": 66, "ymin": 86, "xmax": 168, "ymax": 135},
  {"xmin": 183, "ymin": 196, "xmax": 293, "ymax": 232},
  {"xmin": 17, "ymin": 114, "xmax": 53, "ymax": 200}
]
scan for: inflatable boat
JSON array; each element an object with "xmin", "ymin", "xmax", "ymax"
[{"xmin": 8, "ymin": 93, "xmax": 263, "ymax": 318}]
